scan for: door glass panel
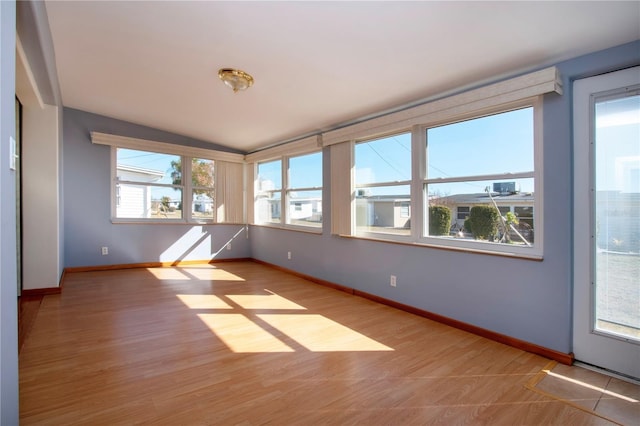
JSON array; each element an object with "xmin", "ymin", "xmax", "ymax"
[{"xmin": 594, "ymin": 93, "xmax": 640, "ymax": 342}]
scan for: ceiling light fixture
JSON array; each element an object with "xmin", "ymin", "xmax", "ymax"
[{"xmin": 218, "ymin": 68, "xmax": 254, "ymax": 93}]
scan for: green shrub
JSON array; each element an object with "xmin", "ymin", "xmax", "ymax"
[
  {"xmin": 468, "ymin": 205, "xmax": 500, "ymax": 240},
  {"xmin": 464, "ymin": 217, "xmax": 473, "ymax": 234},
  {"xmin": 429, "ymin": 205, "xmax": 451, "ymax": 236}
]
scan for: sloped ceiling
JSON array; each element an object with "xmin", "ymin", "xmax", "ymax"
[{"xmin": 44, "ymin": 1, "xmax": 640, "ymax": 153}]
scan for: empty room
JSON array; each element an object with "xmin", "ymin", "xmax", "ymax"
[{"xmin": 1, "ymin": 1, "xmax": 639, "ymax": 424}]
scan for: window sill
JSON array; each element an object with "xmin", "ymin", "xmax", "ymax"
[
  {"xmin": 111, "ymin": 219, "xmax": 217, "ymax": 225},
  {"xmin": 337, "ymin": 234, "xmax": 543, "ymax": 261},
  {"xmin": 251, "ymin": 223, "xmax": 323, "ymax": 235}
]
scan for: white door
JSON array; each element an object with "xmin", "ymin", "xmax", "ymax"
[{"xmin": 573, "ymin": 66, "xmax": 640, "ymax": 380}]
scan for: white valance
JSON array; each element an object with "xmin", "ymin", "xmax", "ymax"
[
  {"xmin": 91, "ymin": 132, "xmax": 245, "ymax": 163},
  {"xmin": 245, "ymin": 134, "xmax": 322, "ymax": 163},
  {"xmin": 322, "ymin": 66, "xmax": 562, "ymax": 146}
]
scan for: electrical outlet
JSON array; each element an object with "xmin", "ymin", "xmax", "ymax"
[
  {"xmin": 287, "ymin": 251, "xmax": 292, "ymax": 260},
  {"xmin": 101, "ymin": 246, "xmax": 109, "ymax": 255},
  {"xmin": 390, "ymin": 275, "xmax": 397, "ymax": 287},
  {"xmin": 226, "ymin": 243, "xmax": 232, "ymax": 251}
]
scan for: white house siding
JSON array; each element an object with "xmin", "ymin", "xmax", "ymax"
[
  {"xmin": 116, "ymin": 166, "xmax": 163, "ymax": 219},
  {"xmin": 117, "ymin": 184, "xmax": 151, "ymax": 218}
]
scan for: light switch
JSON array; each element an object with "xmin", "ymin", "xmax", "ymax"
[{"xmin": 9, "ymin": 136, "xmax": 17, "ymax": 171}]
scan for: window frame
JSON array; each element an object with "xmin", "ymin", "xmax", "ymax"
[
  {"xmin": 111, "ymin": 147, "xmax": 217, "ymax": 224},
  {"xmin": 342, "ymin": 98, "xmax": 544, "ymax": 258},
  {"xmin": 253, "ymin": 149, "xmax": 323, "ymax": 233},
  {"xmin": 93, "ymin": 132, "xmax": 245, "ymax": 225},
  {"xmin": 417, "ymin": 98, "xmax": 543, "ymax": 257}
]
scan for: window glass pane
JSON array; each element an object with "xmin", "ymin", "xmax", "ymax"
[
  {"xmin": 257, "ymin": 160, "xmax": 282, "ymax": 191},
  {"xmin": 594, "ymin": 93, "xmax": 640, "ymax": 340},
  {"xmin": 355, "ymin": 133, "xmax": 411, "ymax": 185},
  {"xmin": 427, "ymin": 108, "xmax": 533, "ymax": 178},
  {"xmin": 116, "ymin": 184, "xmax": 182, "ymax": 219},
  {"xmin": 117, "ymin": 148, "xmax": 179, "ymax": 185},
  {"xmin": 287, "ymin": 190, "xmax": 322, "ymax": 228},
  {"xmin": 256, "ymin": 191, "xmax": 281, "ymax": 224},
  {"xmin": 192, "ymin": 189, "xmax": 214, "ymax": 221},
  {"xmin": 355, "ymin": 184, "xmax": 410, "ymax": 235},
  {"xmin": 427, "ymin": 178, "xmax": 534, "ymax": 245},
  {"xmin": 116, "ymin": 148, "xmax": 183, "ymax": 220},
  {"xmin": 289, "ymin": 152, "xmax": 322, "ymax": 188}
]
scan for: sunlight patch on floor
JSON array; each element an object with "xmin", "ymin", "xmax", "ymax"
[
  {"xmin": 198, "ymin": 313, "xmax": 295, "ymax": 352},
  {"xmin": 543, "ymin": 369, "xmax": 639, "ymax": 403},
  {"xmin": 147, "ymin": 268, "xmax": 193, "ymax": 280},
  {"xmin": 257, "ymin": 314, "xmax": 394, "ymax": 352},
  {"xmin": 147, "ymin": 267, "xmax": 246, "ymax": 281}
]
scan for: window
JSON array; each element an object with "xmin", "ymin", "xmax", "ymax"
[
  {"xmin": 322, "ymin": 67, "xmax": 557, "ymax": 256},
  {"xmin": 424, "ymin": 107, "xmax": 537, "ymax": 251},
  {"xmin": 114, "ymin": 148, "xmax": 215, "ymax": 222},
  {"xmin": 355, "ymin": 132, "xmax": 411, "ymax": 237},
  {"xmin": 457, "ymin": 206, "xmax": 470, "ymax": 220},
  {"xmin": 255, "ymin": 150, "xmax": 323, "ymax": 230},
  {"xmin": 399, "ymin": 202, "xmax": 410, "ymax": 218}
]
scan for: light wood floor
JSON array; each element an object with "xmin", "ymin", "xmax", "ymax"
[{"xmin": 19, "ymin": 261, "xmax": 627, "ymax": 425}]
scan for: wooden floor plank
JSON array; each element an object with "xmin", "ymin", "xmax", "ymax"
[{"xmin": 20, "ymin": 261, "xmax": 620, "ymax": 425}]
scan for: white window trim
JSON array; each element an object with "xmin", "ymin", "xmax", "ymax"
[
  {"xmin": 331, "ymin": 97, "xmax": 546, "ymax": 258},
  {"xmin": 111, "ymin": 147, "xmax": 219, "ymax": 224},
  {"xmin": 417, "ymin": 98, "xmax": 543, "ymax": 258},
  {"xmin": 98, "ymin": 132, "xmax": 246, "ymax": 224},
  {"xmin": 253, "ymin": 149, "xmax": 323, "ymax": 233},
  {"xmin": 353, "ymin": 130, "xmax": 414, "ymax": 242}
]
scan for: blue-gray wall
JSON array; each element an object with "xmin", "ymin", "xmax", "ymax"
[
  {"xmin": 63, "ymin": 108, "xmax": 251, "ymax": 267},
  {"xmin": 0, "ymin": 1, "xmax": 18, "ymax": 423},
  {"xmin": 250, "ymin": 41, "xmax": 640, "ymax": 354}
]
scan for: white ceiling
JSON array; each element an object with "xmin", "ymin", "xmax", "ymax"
[{"xmin": 44, "ymin": 1, "xmax": 640, "ymax": 153}]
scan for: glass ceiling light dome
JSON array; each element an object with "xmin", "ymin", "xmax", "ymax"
[{"xmin": 218, "ymin": 68, "xmax": 254, "ymax": 93}]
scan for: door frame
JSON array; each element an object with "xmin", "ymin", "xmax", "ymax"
[{"xmin": 573, "ymin": 66, "xmax": 640, "ymax": 380}]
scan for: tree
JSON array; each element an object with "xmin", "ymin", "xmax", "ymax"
[
  {"xmin": 467, "ymin": 205, "xmax": 500, "ymax": 240},
  {"xmin": 429, "ymin": 205, "xmax": 451, "ymax": 236},
  {"xmin": 501, "ymin": 211, "xmax": 519, "ymax": 243},
  {"xmin": 170, "ymin": 159, "xmax": 215, "ymax": 197}
]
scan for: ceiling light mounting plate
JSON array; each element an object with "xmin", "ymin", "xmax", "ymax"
[{"xmin": 218, "ymin": 68, "xmax": 254, "ymax": 93}]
